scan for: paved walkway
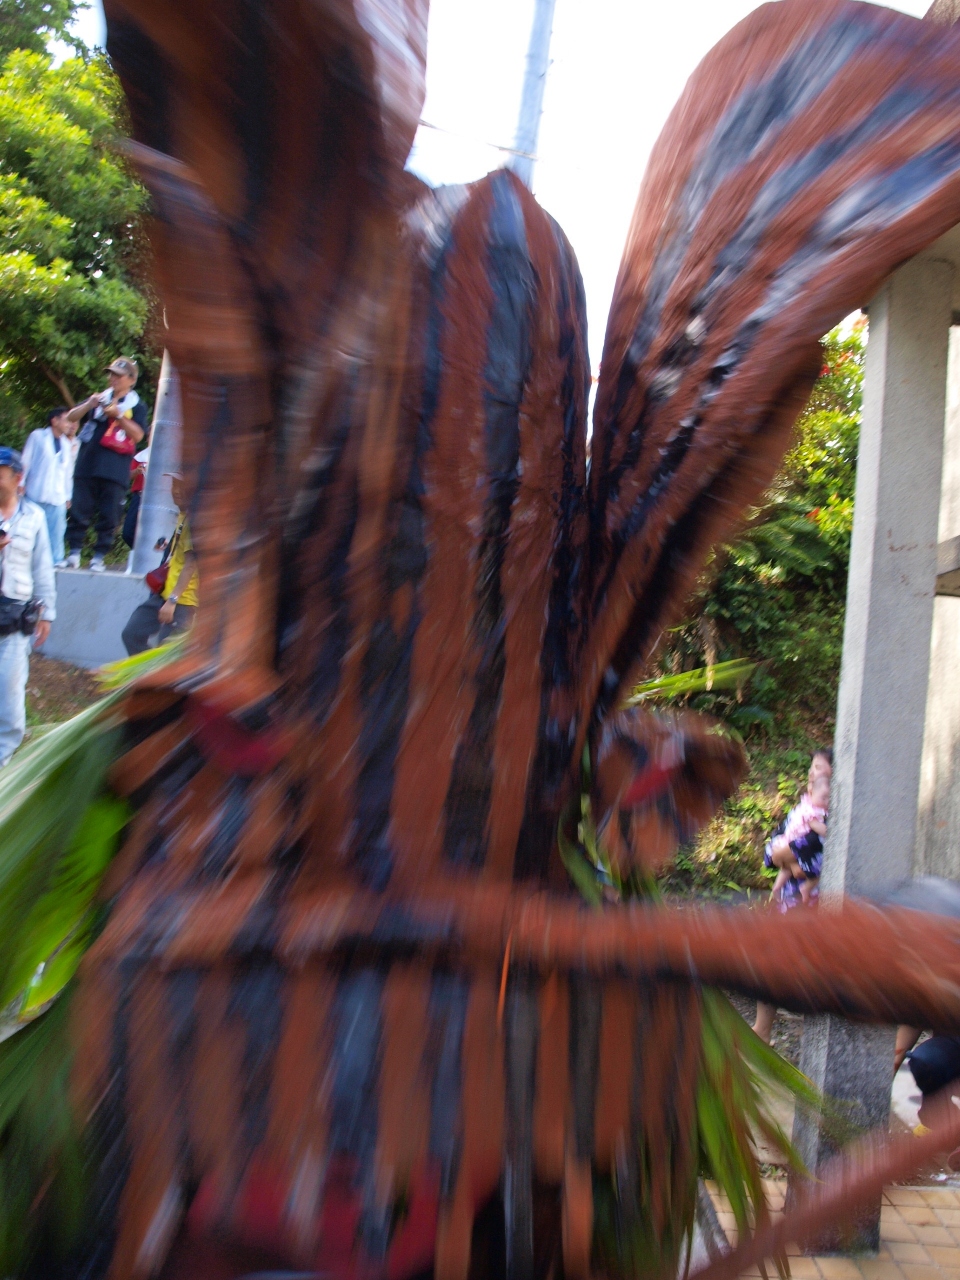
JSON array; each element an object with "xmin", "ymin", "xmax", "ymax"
[{"xmin": 707, "ymin": 1181, "xmax": 960, "ymax": 1280}]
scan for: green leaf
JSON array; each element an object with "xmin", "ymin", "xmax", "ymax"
[
  {"xmin": 1, "ymin": 793, "xmax": 129, "ymax": 1010},
  {"xmin": 557, "ymin": 802, "xmax": 603, "ymax": 906},
  {"xmin": 626, "ymin": 658, "xmax": 757, "ymax": 706},
  {"xmin": 0, "ymin": 991, "xmax": 86, "ymax": 1274},
  {"xmin": 97, "ymin": 632, "xmax": 185, "ymax": 689},
  {"xmin": 0, "ymin": 0, "xmax": 86, "ymax": 60},
  {"xmin": 0, "ymin": 49, "xmax": 152, "ymax": 439}
]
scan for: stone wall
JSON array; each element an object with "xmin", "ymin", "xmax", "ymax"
[{"xmin": 44, "ymin": 569, "xmax": 149, "ymax": 669}]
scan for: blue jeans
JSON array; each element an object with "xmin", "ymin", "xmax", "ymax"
[
  {"xmin": 35, "ymin": 500, "xmax": 66, "ymax": 564},
  {"xmin": 0, "ymin": 632, "xmax": 30, "ymax": 765}
]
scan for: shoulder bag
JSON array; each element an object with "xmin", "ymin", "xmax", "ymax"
[{"xmin": 145, "ymin": 522, "xmax": 181, "ymax": 596}]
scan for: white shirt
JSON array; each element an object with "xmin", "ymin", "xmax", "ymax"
[
  {"xmin": 64, "ymin": 435, "xmax": 79, "ymax": 491},
  {"xmin": 0, "ymin": 499, "xmax": 56, "ymax": 619},
  {"xmin": 21, "ymin": 427, "xmax": 74, "ymax": 506},
  {"xmin": 78, "ymin": 388, "xmax": 140, "ymax": 441}
]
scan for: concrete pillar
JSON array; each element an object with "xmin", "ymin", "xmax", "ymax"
[
  {"xmin": 130, "ymin": 350, "xmax": 181, "ymax": 576},
  {"xmin": 915, "ymin": 327, "xmax": 960, "ymax": 879},
  {"xmin": 789, "ymin": 256, "xmax": 953, "ymax": 1250}
]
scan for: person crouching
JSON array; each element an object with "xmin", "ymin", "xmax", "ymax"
[{"xmin": 121, "ymin": 471, "xmax": 197, "ymax": 654}]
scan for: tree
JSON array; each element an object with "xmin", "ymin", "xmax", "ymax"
[
  {"xmin": 658, "ymin": 321, "xmax": 864, "ymax": 733},
  {"xmin": 0, "ymin": 50, "xmax": 152, "ymax": 443},
  {"xmin": 653, "ymin": 324, "xmax": 864, "ymax": 896},
  {"xmin": 0, "ymin": 0, "xmax": 84, "ymax": 62}
]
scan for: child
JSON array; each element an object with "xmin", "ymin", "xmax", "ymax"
[
  {"xmin": 753, "ymin": 748, "xmax": 831, "ymax": 1042},
  {"xmin": 768, "ymin": 771, "xmax": 829, "ymax": 904}
]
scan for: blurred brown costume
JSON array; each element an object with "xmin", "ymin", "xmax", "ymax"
[{"xmin": 75, "ymin": 1, "xmax": 960, "ymax": 1276}]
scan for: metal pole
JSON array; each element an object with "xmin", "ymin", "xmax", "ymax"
[
  {"xmin": 506, "ymin": 0, "xmax": 558, "ymax": 190},
  {"xmin": 129, "ymin": 349, "xmax": 181, "ymax": 576}
]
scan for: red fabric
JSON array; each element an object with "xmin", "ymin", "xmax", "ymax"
[
  {"xmin": 186, "ymin": 698, "xmax": 292, "ymax": 776},
  {"xmin": 186, "ymin": 1157, "xmax": 441, "ymax": 1280},
  {"xmin": 621, "ymin": 761, "xmax": 675, "ymax": 808}
]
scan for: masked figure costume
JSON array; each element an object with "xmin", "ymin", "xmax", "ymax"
[{"xmin": 39, "ymin": 1, "xmax": 960, "ymax": 1275}]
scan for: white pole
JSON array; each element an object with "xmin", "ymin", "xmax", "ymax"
[
  {"xmin": 506, "ymin": 0, "xmax": 558, "ymax": 190},
  {"xmin": 129, "ymin": 349, "xmax": 181, "ymax": 576}
]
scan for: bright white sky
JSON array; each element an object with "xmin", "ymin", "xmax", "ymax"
[{"xmin": 76, "ymin": 0, "xmax": 929, "ymax": 366}]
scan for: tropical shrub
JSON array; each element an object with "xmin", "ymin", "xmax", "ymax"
[{"xmin": 652, "ymin": 321, "xmax": 864, "ymax": 894}]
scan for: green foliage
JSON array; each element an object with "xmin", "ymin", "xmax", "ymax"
[
  {"xmin": 0, "ymin": 0, "xmax": 84, "ymax": 61},
  {"xmin": 560, "ymin": 783, "xmax": 833, "ymax": 1278},
  {"xmin": 0, "ymin": 992, "xmax": 85, "ymax": 1276},
  {"xmin": 651, "ymin": 323, "xmax": 863, "ymax": 895},
  {"xmin": 0, "ymin": 700, "xmax": 124, "ymax": 1274},
  {"xmin": 98, "ymin": 631, "xmax": 185, "ymax": 688},
  {"xmin": 0, "ymin": 698, "xmax": 123, "ymax": 1031},
  {"xmin": 0, "ymin": 641, "xmax": 185, "ymax": 1039},
  {"xmin": 627, "ymin": 658, "xmax": 756, "ymax": 706},
  {"xmin": 657, "ymin": 744, "xmax": 824, "ymax": 898},
  {"xmin": 0, "ymin": 641, "xmax": 186, "ymax": 1273},
  {"xmin": 595, "ymin": 989, "xmax": 823, "ymax": 1279},
  {"xmin": 662, "ymin": 324, "xmax": 861, "ymax": 723},
  {"xmin": 0, "ymin": 49, "xmax": 153, "ymax": 443}
]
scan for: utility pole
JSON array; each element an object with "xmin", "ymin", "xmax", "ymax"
[
  {"xmin": 507, "ymin": 0, "xmax": 558, "ymax": 190},
  {"xmin": 130, "ymin": 349, "xmax": 181, "ymax": 576}
]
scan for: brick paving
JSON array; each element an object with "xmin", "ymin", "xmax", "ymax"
[{"xmin": 706, "ymin": 1180, "xmax": 960, "ymax": 1280}]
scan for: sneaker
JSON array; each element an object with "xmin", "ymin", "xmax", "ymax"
[
  {"xmin": 89, "ymin": 555, "xmax": 105, "ymax": 573},
  {"xmin": 64, "ymin": 551, "xmax": 81, "ymax": 569}
]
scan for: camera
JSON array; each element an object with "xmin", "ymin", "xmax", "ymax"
[{"xmin": 20, "ymin": 598, "xmax": 42, "ymax": 636}]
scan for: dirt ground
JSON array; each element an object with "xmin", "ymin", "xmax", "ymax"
[
  {"xmin": 25, "ymin": 652, "xmax": 101, "ymax": 727},
  {"xmin": 726, "ymin": 990, "xmax": 803, "ymax": 1066}
]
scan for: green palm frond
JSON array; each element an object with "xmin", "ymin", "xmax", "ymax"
[
  {"xmin": 0, "ymin": 635, "xmax": 183, "ymax": 1037},
  {"xmin": 97, "ymin": 633, "xmax": 185, "ymax": 689},
  {"xmin": 560, "ymin": 753, "xmax": 835, "ymax": 1278},
  {"xmin": 0, "ymin": 992, "xmax": 85, "ymax": 1276},
  {"xmin": 627, "ymin": 658, "xmax": 756, "ymax": 706},
  {"xmin": 0, "ymin": 708, "xmax": 125, "ymax": 1036},
  {"xmin": 0, "ymin": 639, "xmax": 184, "ymax": 1273}
]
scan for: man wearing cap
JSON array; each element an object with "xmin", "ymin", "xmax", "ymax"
[
  {"xmin": 64, "ymin": 357, "xmax": 147, "ymax": 571},
  {"xmin": 0, "ymin": 446, "xmax": 55, "ymax": 764}
]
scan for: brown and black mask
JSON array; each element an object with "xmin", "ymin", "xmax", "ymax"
[{"xmin": 591, "ymin": 706, "xmax": 747, "ymax": 879}]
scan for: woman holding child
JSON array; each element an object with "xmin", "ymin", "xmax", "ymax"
[{"xmin": 753, "ymin": 748, "xmax": 832, "ymax": 1043}]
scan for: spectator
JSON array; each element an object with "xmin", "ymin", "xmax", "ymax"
[
  {"xmin": 894, "ymin": 1029, "xmax": 960, "ymax": 1169},
  {"xmin": 122, "ymin": 445, "xmax": 149, "ymax": 549},
  {"xmin": 0, "ymin": 447, "xmax": 55, "ymax": 765},
  {"xmin": 753, "ymin": 747, "xmax": 833, "ymax": 1043},
  {"xmin": 63, "ymin": 417, "xmax": 80, "ymax": 496},
  {"xmin": 64, "ymin": 356, "xmax": 146, "ymax": 572},
  {"xmin": 20, "ymin": 406, "xmax": 75, "ymax": 565},
  {"xmin": 895, "ymin": 1029, "xmax": 960, "ymax": 1088},
  {"xmin": 121, "ymin": 471, "xmax": 197, "ymax": 654},
  {"xmin": 768, "ymin": 771, "xmax": 829, "ymax": 905}
]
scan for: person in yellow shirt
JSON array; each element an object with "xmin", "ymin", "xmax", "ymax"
[{"xmin": 121, "ymin": 472, "xmax": 198, "ymax": 654}]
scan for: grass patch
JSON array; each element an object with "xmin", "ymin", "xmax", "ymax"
[{"xmin": 659, "ymin": 717, "xmax": 834, "ymax": 899}]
